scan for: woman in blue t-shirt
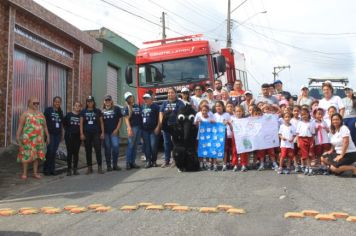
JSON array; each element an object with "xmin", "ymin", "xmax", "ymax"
[
  {"xmin": 63, "ymin": 101, "xmax": 82, "ymax": 176},
  {"xmin": 141, "ymin": 93, "xmax": 160, "ymax": 168},
  {"xmin": 124, "ymin": 92, "xmax": 142, "ymax": 170},
  {"xmin": 158, "ymin": 87, "xmax": 185, "ymax": 167},
  {"xmin": 102, "ymin": 95, "xmax": 123, "ymax": 171},
  {"xmin": 80, "ymin": 96, "xmax": 104, "ymax": 174},
  {"xmin": 43, "ymin": 96, "xmax": 63, "ymax": 176}
]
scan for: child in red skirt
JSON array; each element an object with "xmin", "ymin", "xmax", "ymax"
[
  {"xmin": 296, "ymin": 107, "xmax": 315, "ymax": 175},
  {"xmin": 312, "ymin": 108, "xmax": 331, "ymax": 166},
  {"xmin": 278, "ymin": 112, "xmax": 296, "ymax": 174},
  {"xmin": 231, "ymin": 105, "xmax": 249, "ymax": 172}
]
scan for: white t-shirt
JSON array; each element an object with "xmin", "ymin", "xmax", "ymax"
[
  {"xmin": 291, "ymin": 118, "xmax": 300, "ymax": 143},
  {"xmin": 194, "ymin": 111, "xmax": 214, "ymax": 124},
  {"xmin": 279, "ymin": 124, "xmax": 296, "ymax": 148},
  {"xmin": 312, "ymin": 120, "xmax": 330, "ymax": 145},
  {"xmin": 190, "ymin": 95, "xmax": 203, "ymax": 112},
  {"xmin": 319, "ymin": 96, "xmax": 345, "ymax": 119},
  {"xmin": 296, "ymin": 120, "xmax": 315, "ymax": 137},
  {"xmin": 214, "ymin": 112, "xmax": 230, "ymax": 137},
  {"xmin": 329, "ymin": 125, "xmax": 356, "ymax": 154}
]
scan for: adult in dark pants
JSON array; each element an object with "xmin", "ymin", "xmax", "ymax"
[
  {"xmin": 43, "ymin": 96, "xmax": 63, "ymax": 176},
  {"xmin": 102, "ymin": 94, "xmax": 123, "ymax": 171},
  {"xmin": 80, "ymin": 96, "xmax": 104, "ymax": 174},
  {"xmin": 63, "ymin": 101, "xmax": 82, "ymax": 176},
  {"xmin": 124, "ymin": 92, "xmax": 142, "ymax": 170},
  {"xmin": 158, "ymin": 87, "xmax": 185, "ymax": 168},
  {"xmin": 141, "ymin": 93, "xmax": 160, "ymax": 168}
]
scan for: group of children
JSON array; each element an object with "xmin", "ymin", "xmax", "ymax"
[{"xmin": 193, "ymin": 98, "xmax": 337, "ymax": 176}]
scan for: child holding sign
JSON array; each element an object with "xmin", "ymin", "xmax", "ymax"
[
  {"xmin": 231, "ymin": 105, "xmax": 249, "ymax": 172},
  {"xmin": 194, "ymin": 104, "xmax": 215, "ymax": 170}
]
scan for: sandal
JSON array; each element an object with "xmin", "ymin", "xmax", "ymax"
[
  {"xmin": 33, "ymin": 173, "xmax": 42, "ymax": 179},
  {"xmin": 20, "ymin": 175, "xmax": 27, "ymax": 180}
]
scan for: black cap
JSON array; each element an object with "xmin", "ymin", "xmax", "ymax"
[{"xmin": 86, "ymin": 95, "xmax": 95, "ymax": 101}]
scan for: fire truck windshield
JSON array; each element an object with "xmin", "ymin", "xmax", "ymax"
[{"xmin": 138, "ymin": 55, "xmax": 209, "ymax": 87}]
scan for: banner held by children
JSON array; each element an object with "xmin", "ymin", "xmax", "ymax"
[
  {"xmin": 198, "ymin": 122, "xmax": 226, "ymax": 158},
  {"xmin": 233, "ymin": 114, "xmax": 279, "ymax": 154}
]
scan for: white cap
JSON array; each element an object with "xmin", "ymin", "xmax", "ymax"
[
  {"xmin": 323, "ymin": 80, "xmax": 332, "ymax": 85},
  {"xmin": 181, "ymin": 87, "xmax": 190, "ymax": 93},
  {"xmin": 344, "ymin": 85, "xmax": 353, "ymax": 90},
  {"xmin": 244, "ymin": 90, "xmax": 252, "ymax": 95},
  {"xmin": 206, "ymin": 88, "xmax": 213, "ymax": 92},
  {"xmin": 143, "ymin": 93, "xmax": 152, "ymax": 99},
  {"xmin": 300, "ymin": 84, "xmax": 308, "ymax": 90},
  {"xmin": 124, "ymin": 92, "xmax": 133, "ymax": 100}
]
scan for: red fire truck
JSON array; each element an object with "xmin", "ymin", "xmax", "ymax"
[{"xmin": 125, "ymin": 34, "xmax": 243, "ymax": 104}]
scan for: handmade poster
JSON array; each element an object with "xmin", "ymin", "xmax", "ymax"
[
  {"xmin": 233, "ymin": 114, "xmax": 279, "ymax": 153},
  {"xmin": 197, "ymin": 122, "xmax": 226, "ymax": 158}
]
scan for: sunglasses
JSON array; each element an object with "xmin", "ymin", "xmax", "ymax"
[{"xmin": 33, "ymin": 102, "xmax": 40, "ymax": 105}]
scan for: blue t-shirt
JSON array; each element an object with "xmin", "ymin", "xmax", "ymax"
[
  {"xmin": 80, "ymin": 108, "xmax": 102, "ymax": 134},
  {"xmin": 63, "ymin": 112, "xmax": 80, "ymax": 135},
  {"xmin": 102, "ymin": 106, "xmax": 123, "ymax": 134},
  {"xmin": 141, "ymin": 103, "xmax": 160, "ymax": 131},
  {"xmin": 44, "ymin": 107, "xmax": 63, "ymax": 135},
  {"xmin": 160, "ymin": 99, "xmax": 185, "ymax": 130},
  {"xmin": 124, "ymin": 104, "xmax": 142, "ymax": 127}
]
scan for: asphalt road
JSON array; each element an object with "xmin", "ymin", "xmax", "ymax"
[{"xmin": 0, "ymin": 156, "xmax": 355, "ymax": 236}]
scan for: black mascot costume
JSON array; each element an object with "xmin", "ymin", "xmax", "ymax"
[{"xmin": 168, "ymin": 104, "xmax": 200, "ymax": 172}]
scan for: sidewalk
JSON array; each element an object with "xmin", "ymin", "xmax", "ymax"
[{"xmin": 0, "ymin": 143, "xmax": 133, "ymax": 200}]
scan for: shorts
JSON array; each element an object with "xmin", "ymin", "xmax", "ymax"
[
  {"xmin": 314, "ymin": 143, "xmax": 331, "ymax": 157},
  {"xmin": 280, "ymin": 147, "xmax": 294, "ymax": 160},
  {"xmin": 256, "ymin": 148, "xmax": 275, "ymax": 161},
  {"xmin": 298, "ymin": 137, "xmax": 314, "ymax": 160},
  {"xmin": 323, "ymin": 152, "xmax": 356, "ymax": 168}
]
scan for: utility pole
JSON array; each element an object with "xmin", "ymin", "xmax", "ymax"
[
  {"xmin": 273, "ymin": 65, "xmax": 291, "ymax": 82},
  {"xmin": 226, "ymin": 0, "xmax": 232, "ymax": 48},
  {"xmin": 161, "ymin": 12, "xmax": 166, "ymax": 44}
]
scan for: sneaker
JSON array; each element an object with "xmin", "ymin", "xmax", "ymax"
[
  {"xmin": 145, "ymin": 162, "xmax": 152, "ymax": 169},
  {"xmin": 126, "ymin": 163, "xmax": 132, "ymax": 170},
  {"xmin": 294, "ymin": 165, "xmax": 301, "ymax": 173},
  {"xmin": 113, "ymin": 165, "xmax": 121, "ymax": 171},
  {"xmin": 199, "ymin": 162, "xmax": 204, "ymax": 169},
  {"xmin": 257, "ymin": 163, "xmax": 265, "ymax": 171},
  {"xmin": 284, "ymin": 168, "xmax": 291, "ymax": 175},
  {"xmin": 161, "ymin": 162, "xmax": 169, "ymax": 168},
  {"xmin": 151, "ymin": 162, "xmax": 158, "ymax": 167},
  {"xmin": 177, "ymin": 169, "xmax": 182, "ymax": 173},
  {"xmin": 222, "ymin": 165, "xmax": 227, "ymax": 171},
  {"xmin": 272, "ymin": 162, "xmax": 279, "ymax": 171},
  {"xmin": 323, "ymin": 169, "xmax": 330, "ymax": 175},
  {"xmin": 73, "ymin": 169, "xmax": 80, "ymax": 175},
  {"xmin": 301, "ymin": 166, "xmax": 305, "ymax": 174},
  {"xmin": 241, "ymin": 165, "xmax": 248, "ymax": 172},
  {"xmin": 170, "ymin": 162, "xmax": 176, "ymax": 168},
  {"xmin": 277, "ymin": 167, "xmax": 283, "ymax": 174},
  {"xmin": 233, "ymin": 165, "xmax": 238, "ymax": 172},
  {"xmin": 308, "ymin": 168, "xmax": 313, "ymax": 176},
  {"xmin": 107, "ymin": 166, "xmax": 113, "ymax": 172},
  {"xmin": 98, "ymin": 166, "xmax": 104, "ymax": 174},
  {"xmin": 213, "ymin": 164, "xmax": 218, "ymax": 171},
  {"xmin": 206, "ymin": 163, "xmax": 212, "ymax": 171},
  {"xmin": 66, "ymin": 170, "xmax": 72, "ymax": 176},
  {"xmin": 304, "ymin": 167, "xmax": 309, "ymax": 175}
]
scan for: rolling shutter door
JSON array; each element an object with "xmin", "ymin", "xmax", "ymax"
[{"xmin": 107, "ymin": 65, "xmax": 118, "ymax": 104}]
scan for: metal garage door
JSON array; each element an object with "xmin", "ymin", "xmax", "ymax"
[{"xmin": 107, "ymin": 65, "xmax": 118, "ymax": 104}]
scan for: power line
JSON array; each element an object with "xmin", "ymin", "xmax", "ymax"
[{"xmin": 231, "ymin": 0, "xmax": 249, "ymax": 13}]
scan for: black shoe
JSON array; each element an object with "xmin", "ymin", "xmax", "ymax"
[
  {"xmin": 50, "ymin": 172, "xmax": 57, "ymax": 176},
  {"xmin": 66, "ymin": 170, "xmax": 72, "ymax": 176},
  {"xmin": 113, "ymin": 165, "xmax": 121, "ymax": 171},
  {"xmin": 73, "ymin": 169, "xmax": 80, "ymax": 175},
  {"xmin": 131, "ymin": 163, "xmax": 140, "ymax": 169},
  {"xmin": 151, "ymin": 162, "xmax": 158, "ymax": 167},
  {"xmin": 126, "ymin": 163, "xmax": 132, "ymax": 170},
  {"xmin": 107, "ymin": 166, "xmax": 113, "ymax": 172},
  {"xmin": 145, "ymin": 162, "xmax": 152, "ymax": 169}
]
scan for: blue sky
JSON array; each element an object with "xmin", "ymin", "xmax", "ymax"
[{"xmin": 34, "ymin": 0, "xmax": 356, "ymax": 96}]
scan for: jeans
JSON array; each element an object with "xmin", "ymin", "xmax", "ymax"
[
  {"xmin": 344, "ymin": 117, "xmax": 356, "ymax": 145},
  {"xmin": 84, "ymin": 132, "xmax": 102, "ymax": 167},
  {"xmin": 126, "ymin": 126, "xmax": 141, "ymax": 165},
  {"xmin": 162, "ymin": 130, "xmax": 173, "ymax": 164},
  {"xmin": 65, "ymin": 133, "xmax": 81, "ymax": 170},
  {"xmin": 44, "ymin": 133, "xmax": 61, "ymax": 174},
  {"xmin": 142, "ymin": 129, "xmax": 158, "ymax": 163},
  {"xmin": 104, "ymin": 133, "xmax": 120, "ymax": 168}
]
